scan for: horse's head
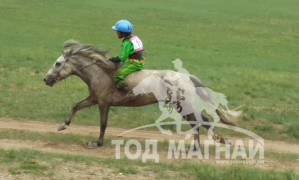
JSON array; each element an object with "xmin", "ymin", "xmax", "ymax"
[
  {"xmin": 44, "ymin": 50, "xmax": 74, "ymax": 87},
  {"xmin": 44, "ymin": 39, "xmax": 113, "ymax": 87}
]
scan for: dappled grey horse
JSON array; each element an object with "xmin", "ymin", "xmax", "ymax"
[{"xmin": 44, "ymin": 39, "xmax": 237, "ymax": 148}]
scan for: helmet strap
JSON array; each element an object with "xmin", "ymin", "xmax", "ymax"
[{"xmin": 117, "ymin": 32, "xmax": 131, "ymax": 39}]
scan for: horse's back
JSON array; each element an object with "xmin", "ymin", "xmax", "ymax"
[{"xmin": 125, "ymin": 69, "xmax": 175, "ymax": 89}]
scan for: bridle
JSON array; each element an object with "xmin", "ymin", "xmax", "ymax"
[
  {"xmin": 55, "ymin": 52, "xmax": 101, "ymax": 78},
  {"xmin": 79, "ymin": 60, "xmax": 100, "ymax": 70},
  {"xmin": 55, "ymin": 52, "xmax": 70, "ymax": 79}
]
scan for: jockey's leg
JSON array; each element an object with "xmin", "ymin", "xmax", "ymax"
[{"xmin": 113, "ymin": 62, "xmax": 143, "ymax": 92}]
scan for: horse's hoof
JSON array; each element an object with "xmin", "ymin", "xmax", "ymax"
[
  {"xmin": 214, "ymin": 136, "xmax": 231, "ymax": 145},
  {"xmin": 223, "ymin": 138, "xmax": 231, "ymax": 145},
  {"xmin": 219, "ymin": 137, "xmax": 226, "ymax": 144},
  {"xmin": 57, "ymin": 123, "xmax": 67, "ymax": 131},
  {"xmin": 84, "ymin": 141, "xmax": 101, "ymax": 149}
]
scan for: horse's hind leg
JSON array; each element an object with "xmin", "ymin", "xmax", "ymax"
[
  {"xmin": 183, "ymin": 114, "xmax": 202, "ymax": 151},
  {"xmin": 58, "ymin": 96, "xmax": 97, "ymax": 131},
  {"xmin": 185, "ymin": 112, "xmax": 225, "ymax": 150},
  {"xmin": 206, "ymin": 110, "xmax": 231, "ymax": 144}
]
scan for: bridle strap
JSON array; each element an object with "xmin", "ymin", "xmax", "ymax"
[
  {"xmin": 58, "ymin": 52, "xmax": 100, "ymax": 73},
  {"xmin": 55, "ymin": 52, "xmax": 70, "ymax": 79},
  {"xmin": 79, "ymin": 60, "xmax": 99, "ymax": 70}
]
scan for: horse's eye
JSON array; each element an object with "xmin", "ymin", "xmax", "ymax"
[{"xmin": 55, "ymin": 62, "xmax": 61, "ymax": 67}]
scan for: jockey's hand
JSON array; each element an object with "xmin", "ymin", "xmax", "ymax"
[{"xmin": 109, "ymin": 56, "xmax": 121, "ymax": 63}]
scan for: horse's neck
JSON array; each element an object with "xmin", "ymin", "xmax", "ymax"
[{"xmin": 75, "ymin": 64, "xmax": 115, "ymax": 90}]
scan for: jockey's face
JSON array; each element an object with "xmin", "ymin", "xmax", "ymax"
[{"xmin": 117, "ymin": 31, "xmax": 123, "ymax": 39}]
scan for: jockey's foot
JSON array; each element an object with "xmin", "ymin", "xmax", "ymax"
[
  {"xmin": 118, "ymin": 86, "xmax": 133, "ymax": 95},
  {"xmin": 119, "ymin": 86, "xmax": 128, "ymax": 92}
]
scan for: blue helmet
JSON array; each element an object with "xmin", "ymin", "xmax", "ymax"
[{"xmin": 112, "ymin": 20, "xmax": 133, "ymax": 33}]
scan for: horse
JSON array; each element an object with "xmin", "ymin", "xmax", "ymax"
[{"xmin": 44, "ymin": 39, "xmax": 238, "ymax": 148}]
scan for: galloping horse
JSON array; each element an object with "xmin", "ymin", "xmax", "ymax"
[{"xmin": 44, "ymin": 40, "xmax": 237, "ymax": 148}]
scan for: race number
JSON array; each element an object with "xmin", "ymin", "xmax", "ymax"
[{"xmin": 130, "ymin": 36, "xmax": 144, "ymax": 52}]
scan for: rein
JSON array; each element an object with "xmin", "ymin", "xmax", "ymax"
[
  {"xmin": 58, "ymin": 52, "xmax": 102, "ymax": 72},
  {"xmin": 60, "ymin": 51, "xmax": 94, "ymax": 67},
  {"xmin": 79, "ymin": 60, "xmax": 100, "ymax": 70},
  {"xmin": 56, "ymin": 52, "xmax": 114, "ymax": 80}
]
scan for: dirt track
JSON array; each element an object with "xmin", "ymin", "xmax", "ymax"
[
  {"xmin": 0, "ymin": 118, "xmax": 298, "ymax": 154},
  {"xmin": 0, "ymin": 118, "xmax": 299, "ymax": 175}
]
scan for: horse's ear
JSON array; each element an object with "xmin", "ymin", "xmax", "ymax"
[
  {"xmin": 62, "ymin": 49, "xmax": 71, "ymax": 57},
  {"xmin": 63, "ymin": 39, "xmax": 80, "ymax": 49},
  {"xmin": 62, "ymin": 39, "xmax": 81, "ymax": 58}
]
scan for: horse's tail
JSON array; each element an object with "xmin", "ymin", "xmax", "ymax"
[
  {"xmin": 189, "ymin": 75, "xmax": 241, "ymax": 126},
  {"xmin": 189, "ymin": 75, "xmax": 211, "ymax": 102}
]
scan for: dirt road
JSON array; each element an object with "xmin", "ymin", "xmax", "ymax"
[
  {"xmin": 0, "ymin": 117, "xmax": 298, "ymax": 177},
  {"xmin": 0, "ymin": 118, "xmax": 298, "ymax": 153}
]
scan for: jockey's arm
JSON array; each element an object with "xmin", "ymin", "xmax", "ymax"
[{"xmin": 117, "ymin": 39, "xmax": 134, "ymax": 62}]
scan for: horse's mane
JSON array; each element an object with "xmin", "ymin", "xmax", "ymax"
[{"xmin": 63, "ymin": 39, "xmax": 114, "ymax": 70}]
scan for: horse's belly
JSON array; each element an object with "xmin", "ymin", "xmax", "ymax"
[{"xmin": 114, "ymin": 93, "xmax": 158, "ymax": 107}]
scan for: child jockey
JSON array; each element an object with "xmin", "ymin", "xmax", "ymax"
[{"xmin": 109, "ymin": 20, "xmax": 144, "ymax": 92}]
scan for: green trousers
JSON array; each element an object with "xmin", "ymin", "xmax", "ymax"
[{"xmin": 113, "ymin": 61, "xmax": 143, "ymax": 89}]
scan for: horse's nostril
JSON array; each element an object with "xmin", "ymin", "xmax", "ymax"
[{"xmin": 43, "ymin": 78, "xmax": 46, "ymax": 82}]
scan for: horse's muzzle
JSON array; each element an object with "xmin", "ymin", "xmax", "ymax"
[{"xmin": 44, "ymin": 76, "xmax": 56, "ymax": 87}]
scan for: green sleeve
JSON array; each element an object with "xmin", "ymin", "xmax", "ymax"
[{"xmin": 118, "ymin": 39, "xmax": 134, "ymax": 62}]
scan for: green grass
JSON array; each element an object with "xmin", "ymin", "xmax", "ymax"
[
  {"xmin": 0, "ymin": 129, "xmax": 96, "ymax": 145},
  {"xmin": 0, "ymin": 129, "xmax": 297, "ymax": 166},
  {"xmin": 0, "ymin": 0, "xmax": 299, "ymax": 142},
  {"xmin": 0, "ymin": 148, "xmax": 298, "ymax": 179},
  {"xmin": 8, "ymin": 160, "xmax": 48, "ymax": 175}
]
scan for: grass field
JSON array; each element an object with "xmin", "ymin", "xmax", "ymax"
[
  {"xmin": 0, "ymin": 0, "xmax": 299, "ymax": 179},
  {"xmin": 1, "ymin": 148, "xmax": 297, "ymax": 180}
]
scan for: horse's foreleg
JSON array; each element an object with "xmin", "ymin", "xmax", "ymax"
[
  {"xmin": 58, "ymin": 96, "xmax": 97, "ymax": 131},
  {"xmin": 97, "ymin": 105, "xmax": 110, "ymax": 146}
]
